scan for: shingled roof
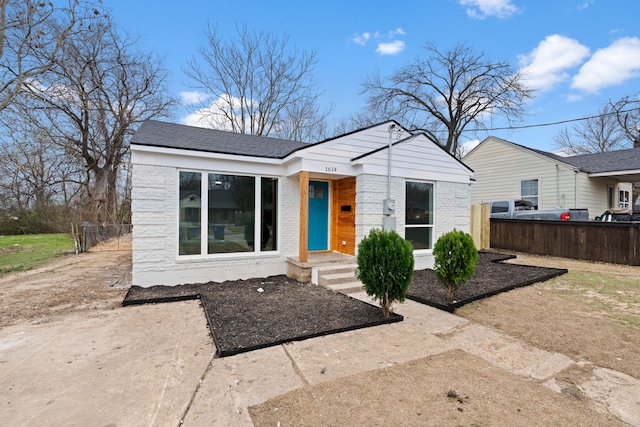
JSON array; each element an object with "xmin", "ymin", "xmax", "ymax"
[
  {"xmin": 486, "ymin": 136, "xmax": 640, "ymax": 176},
  {"xmin": 558, "ymin": 148, "xmax": 640, "ymax": 174},
  {"xmin": 131, "ymin": 120, "xmax": 310, "ymax": 159}
]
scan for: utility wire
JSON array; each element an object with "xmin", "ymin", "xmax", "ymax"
[{"xmin": 479, "ymin": 106, "xmax": 640, "ymax": 132}]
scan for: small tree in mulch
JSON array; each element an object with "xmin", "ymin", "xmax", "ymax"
[
  {"xmin": 355, "ymin": 229, "xmax": 414, "ymax": 317},
  {"xmin": 433, "ymin": 229, "xmax": 479, "ymax": 303}
]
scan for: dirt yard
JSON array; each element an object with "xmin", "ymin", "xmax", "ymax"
[
  {"xmin": 1, "ymin": 240, "xmax": 639, "ymax": 426},
  {"xmin": 0, "ymin": 237, "xmax": 131, "ymax": 329}
]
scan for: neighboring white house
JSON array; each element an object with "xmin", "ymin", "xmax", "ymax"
[
  {"xmin": 130, "ymin": 120, "xmax": 474, "ymax": 287},
  {"xmin": 463, "ymin": 136, "xmax": 640, "ymax": 218}
]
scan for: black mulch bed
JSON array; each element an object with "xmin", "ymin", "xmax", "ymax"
[
  {"xmin": 123, "ymin": 276, "xmax": 402, "ymax": 357},
  {"xmin": 406, "ymin": 251, "xmax": 568, "ymax": 312},
  {"xmin": 123, "ymin": 251, "xmax": 567, "ymax": 357}
]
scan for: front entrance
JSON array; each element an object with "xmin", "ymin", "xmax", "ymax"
[{"xmin": 308, "ymin": 181, "xmax": 329, "ymax": 250}]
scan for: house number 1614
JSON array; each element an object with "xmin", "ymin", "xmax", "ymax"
[{"xmin": 325, "ymin": 166, "xmax": 337, "ymax": 172}]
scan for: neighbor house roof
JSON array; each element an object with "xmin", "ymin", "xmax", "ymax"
[
  {"xmin": 131, "ymin": 120, "xmax": 309, "ymax": 159},
  {"xmin": 474, "ymin": 136, "xmax": 640, "ymax": 180},
  {"xmin": 557, "ymin": 148, "xmax": 640, "ymax": 174}
]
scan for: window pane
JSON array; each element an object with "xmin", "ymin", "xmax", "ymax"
[
  {"xmin": 406, "ymin": 227, "xmax": 432, "ymax": 250},
  {"xmin": 179, "ymin": 172, "xmax": 202, "ymax": 255},
  {"xmin": 406, "ymin": 182, "xmax": 433, "ymax": 225},
  {"xmin": 491, "ymin": 201, "xmax": 508, "ymax": 213},
  {"xmin": 261, "ymin": 178, "xmax": 278, "ymax": 251},
  {"xmin": 208, "ymin": 174, "xmax": 255, "ymax": 254},
  {"xmin": 521, "ymin": 179, "xmax": 539, "ymax": 209}
]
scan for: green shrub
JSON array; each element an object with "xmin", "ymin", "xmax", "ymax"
[
  {"xmin": 433, "ymin": 229, "xmax": 479, "ymax": 303},
  {"xmin": 355, "ymin": 229, "xmax": 414, "ymax": 317}
]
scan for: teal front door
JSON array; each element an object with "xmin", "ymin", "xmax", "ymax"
[{"xmin": 308, "ymin": 181, "xmax": 329, "ymax": 251}]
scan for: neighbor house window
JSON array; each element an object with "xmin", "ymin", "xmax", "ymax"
[
  {"xmin": 178, "ymin": 171, "xmax": 278, "ymax": 256},
  {"xmin": 619, "ymin": 190, "xmax": 630, "ymax": 209},
  {"xmin": 521, "ymin": 179, "xmax": 539, "ymax": 209},
  {"xmin": 405, "ymin": 181, "xmax": 433, "ymax": 250}
]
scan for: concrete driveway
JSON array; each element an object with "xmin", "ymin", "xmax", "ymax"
[{"xmin": 2, "ymin": 294, "xmax": 640, "ymax": 426}]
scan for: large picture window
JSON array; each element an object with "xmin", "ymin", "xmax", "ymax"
[
  {"xmin": 179, "ymin": 171, "xmax": 278, "ymax": 256},
  {"xmin": 405, "ymin": 181, "xmax": 434, "ymax": 250},
  {"xmin": 521, "ymin": 179, "xmax": 539, "ymax": 208}
]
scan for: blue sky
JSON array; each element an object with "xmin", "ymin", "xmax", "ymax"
[{"xmin": 106, "ymin": 0, "xmax": 640, "ymax": 152}]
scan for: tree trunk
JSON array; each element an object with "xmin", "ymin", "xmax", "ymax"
[{"xmin": 382, "ymin": 290, "xmax": 390, "ymax": 318}]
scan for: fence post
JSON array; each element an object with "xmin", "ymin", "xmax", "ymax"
[{"xmin": 481, "ymin": 203, "xmax": 490, "ymax": 249}]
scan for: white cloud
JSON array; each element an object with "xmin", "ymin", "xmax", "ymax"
[
  {"xmin": 376, "ymin": 40, "xmax": 405, "ymax": 55},
  {"xmin": 180, "ymin": 94, "xmax": 251, "ymax": 131},
  {"xmin": 180, "ymin": 91, "xmax": 210, "ymax": 105},
  {"xmin": 353, "ymin": 28, "xmax": 407, "ymax": 55},
  {"xmin": 389, "ymin": 28, "xmax": 406, "ymax": 37},
  {"xmin": 518, "ymin": 34, "xmax": 590, "ymax": 92},
  {"xmin": 460, "ymin": 139, "xmax": 481, "ymax": 157},
  {"xmin": 572, "ymin": 37, "xmax": 640, "ymax": 93},
  {"xmin": 353, "ymin": 32, "xmax": 370, "ymax": 46},
  {"xmin": 577, "ymin": 1, "xmax": 593, "ymax": 10},
  {"xmin": 459, "ymin": 0, "xmax": 519, "ymax": 19}
]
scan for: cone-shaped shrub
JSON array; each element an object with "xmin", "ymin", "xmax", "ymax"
[
  {"xmin": 433, "ymin": 229, "xmax": 478, "ymax": 303},
  {"xmin": 355, "ymin": 229, "xmax": 414, "ymax": 317}
]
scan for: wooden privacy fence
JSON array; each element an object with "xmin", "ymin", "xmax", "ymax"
[
  {"xmin": 470, "ymin": 204, "xmax": 491, "ymax": 250},
  {"xmin": 490, "ymin": 219, "xmax": 640, "ymax": 266}
]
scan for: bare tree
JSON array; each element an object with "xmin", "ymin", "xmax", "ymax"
[
  {"xmin": 611, "ymin": 92, "xmax": 640, "ymax": 148},
  {"xmin": 553, "ymin": 104, "xmax": 629, "ymax": 155},
  {"xmin": 0, "ymin": 0, "xmax": 100, "ymax": 112},
  {"xmin": 184, "ymin": 23, "xmax": 331, "ymax": 142},
  {"xmin": 361, "ymin": 42, "xmax": 533, "ymax": 155},
  {"xmin": 20, "ymin": 17, "xmax": 176, "ymax": 223}
]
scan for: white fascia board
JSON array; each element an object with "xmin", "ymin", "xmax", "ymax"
[
  {"xmin": 357, "ymin": 163, "xmax": 473, "ymax": 184},
  {"xmin": 131, "ymin": 145, "xmax": 285, "ymax": 176},
  {"xmin": 283, "ymin": 155, "xmax": 357, "ymax": 177},
  {"xmin": 588, "ymin": 169, "xmax": 640, "ymax": 178}
]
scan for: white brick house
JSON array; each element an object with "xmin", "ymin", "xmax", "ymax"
[{"xmin": 130, "ymin": 120, "xmax": 474, "ymax": 287}]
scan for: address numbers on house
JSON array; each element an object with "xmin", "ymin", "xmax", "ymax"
[{"xmin": 325, "ymin": 166, "xmax": 337, "ymax": 173}]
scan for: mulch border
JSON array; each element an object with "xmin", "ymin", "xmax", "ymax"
[
  {"xmin": 198, "ymin": 293, "xmax": 402, "ymax": 357},
  {"xmin": 406, "ymin": 251, "xmax": 568, "ymax": 312},
  {"xmin": 122, "ymin": 283, "xmax": 402, "ymax": 358},
  {"xmin": 122, "ymin": 250, "xmax": 568, "ymax": 356}
]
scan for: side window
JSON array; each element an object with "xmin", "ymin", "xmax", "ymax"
[
  {"xmin": 521, "ymin": 179, "xmax": 539, "ymax": 209},
  {"xmin": 405, "ymin": 181, "xmax": 434, "ymax": 250}
]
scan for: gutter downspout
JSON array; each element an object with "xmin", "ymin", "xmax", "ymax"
[
  {"xmin": 556, "ymin": 163, "xmax": 563, "ymax": 207},
  {"xmin": 574, "ymin": 168, "xmax": 579, "ymax": 209}
]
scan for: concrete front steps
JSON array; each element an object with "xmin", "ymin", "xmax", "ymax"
[{"xmin": 313, "ymin": 263, "xmax": 364, "ymax": 294}]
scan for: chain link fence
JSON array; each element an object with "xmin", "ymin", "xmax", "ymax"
[{"xmin": 74, "ymin": 223, "xmax": 133, "ymax": 252}]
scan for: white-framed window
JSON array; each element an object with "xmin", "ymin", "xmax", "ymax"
[
  {"xmin": 178, "ymin": 171, "xmax": 278, "ymax": 256},
  {"xmin": 405, "ymin": 181, "xmax": 434, "ymax": 250},
  {"xmin": 521, "ymin": 179, "xmax": 539, "ymax": 209},
  {"xmin": 619, "ymin": 190, "xmax": 630, "ymax": 209}
]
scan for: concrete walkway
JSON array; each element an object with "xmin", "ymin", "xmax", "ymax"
[
  {"xmin": 2, "ymin": 294, "xmax": 639, "ymax": 426},
  {"xmin": 184, "ymin": 292, "xmax": 640, "ymax": 426}
]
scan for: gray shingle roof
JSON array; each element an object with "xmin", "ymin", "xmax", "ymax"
[
  {"xmin": 557, "ymin": 148, "xmax": 640, "ymax": 174},
  {"xmin": 131, "ymin": 120, "xmax": 310, "ymax": 159},
  {"xmin": 489, "ymin": 136, "xmax": 640, "ymax": 174}
]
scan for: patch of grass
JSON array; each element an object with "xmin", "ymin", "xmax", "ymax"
[
  {"xmin": 559, "ymin": 271, "xmax": 640, "ymax": 330},
  {"xmin": 0, "ymin": 234, "xmax": 75, "ymax": 275}
]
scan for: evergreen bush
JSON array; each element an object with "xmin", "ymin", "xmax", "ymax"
[
  {"xmin": 355, "ymin": 228, "xmax": 414, "ymax": 317},
  {"xmin": 433, "ymin": 229, "xmax": 479, "ymax": 303}
]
